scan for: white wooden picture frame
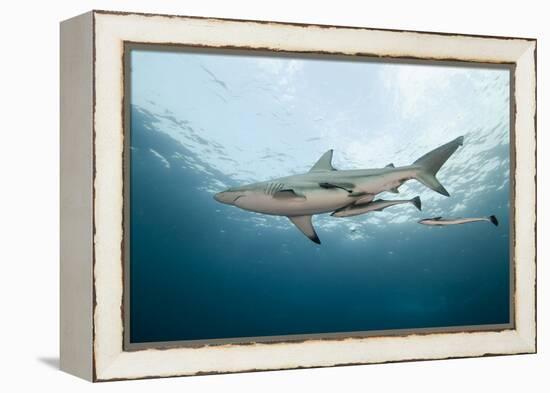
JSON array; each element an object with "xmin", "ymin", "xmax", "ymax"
[{"xmin": 60, "ymin": 10, "xmax": 536, "ymax": 381}]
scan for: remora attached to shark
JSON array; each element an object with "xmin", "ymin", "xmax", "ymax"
[
  {"xmin": 331, "ymin": 196, "xmax": 421, "ymax": 218},
  {"xmin": 214, "ymin": 136, "xmax": 464, "ymax": 244}
]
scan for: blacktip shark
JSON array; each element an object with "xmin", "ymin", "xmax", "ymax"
[
  {"xmin": 419, "ymin": 215, "xmax": 499, "ymax": 227},
  {"xmin": 214, "ymin": 136, "xmax": 464, "ymax": 244}
]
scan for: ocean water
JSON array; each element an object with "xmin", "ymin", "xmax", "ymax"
[{"xmin": 129, "ymin": 48, "xmax": 511, "ymax": 343}]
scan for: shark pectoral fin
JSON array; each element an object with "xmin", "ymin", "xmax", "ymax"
[
  {"xmin": 288, "ymin": 215, "xmax": 321, "ymax": 244},
  {"xmin": 273, "ymin": 189, "xmax": 306, "ymax": 201},
  {"xmin": 309, "ymin": 150, "xmax": 336, "ymax": 172}
]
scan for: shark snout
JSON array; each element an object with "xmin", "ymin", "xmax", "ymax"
[{"xmin": 214, "ymin": 190, "xmax": 244, "ymax": 205}]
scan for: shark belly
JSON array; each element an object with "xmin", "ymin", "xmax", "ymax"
[{"xmin": 234, "ymin": 188, "xmax": 351, "ymax": 216}]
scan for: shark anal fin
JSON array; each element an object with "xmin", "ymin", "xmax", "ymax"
[
  {"xmin": 287, "ymin": 215, "xmax": 320, "ymax": 244},
  {"xmin": 319, "ymin": 182, "xmax": 354, "ymax": 193},
  {"xmin": 309, "ymin": 150, "xmax": 336, "ymax": 172},
  {"xmin": 273, "ymin": 189, "xmax": 306, "ymax": 200}
]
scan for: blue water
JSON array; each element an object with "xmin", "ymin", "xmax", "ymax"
[{"xmin": 129, "ymin": 49, "xmax": 511, "ymax": 343}]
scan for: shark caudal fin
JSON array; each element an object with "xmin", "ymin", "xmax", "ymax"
[
  {"xmin": 413, "ymin": 136, "xmax": 464, "ymax": 197},
  {"xmin": 489, "ymin": 215, "xmax": 499, "ymax": 226}
]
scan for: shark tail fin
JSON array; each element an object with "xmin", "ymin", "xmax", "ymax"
[
  {"xmin": 413, "ymin": 136, "xmax": 464, "ymax": 197},
  {"xmin": 489, "ymin": 215, "xmax": 499, "ymax": 226},
  {"xmin": 410, "ymin": 196, "xmax": 422, "ymax": 211}
]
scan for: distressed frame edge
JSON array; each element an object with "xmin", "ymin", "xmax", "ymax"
[
  {"xmin": 90, "ymin": 11, "xmax": 537, "ymax": 381},
  {"xmin": 92, "ymin": 8, "xmax": 537, "ymax": 42},
  {"xmin": 512, "ymin": 40, "xmax": 537, "ymax": 354},
  {"xmin": 59, "ymin": 11, "xmax": 95, "ymax": 381}
]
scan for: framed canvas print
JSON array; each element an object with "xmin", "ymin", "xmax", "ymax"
[{"xmin": 60, "ymin": 10, "xmax": 537, "ymax": 381}]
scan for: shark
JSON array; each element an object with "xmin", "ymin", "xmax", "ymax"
[{"xmin": 214, "ymin": 136, "xmax": 464, "ymax": 244}]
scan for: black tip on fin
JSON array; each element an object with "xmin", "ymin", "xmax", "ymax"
[
  {"xmin": 310, "ymin": 234, "xmax": 321, "ymax": 244},
  {"xmin": 439, "ymin": 186, "xmax": 450, "ymax": 197},
  {"xmin": 411, "ymin": 196, "xmax": 422, "ymax": 211},
  {"xmin": 489, "ymin": 215, "xmax": 499, "ymax": 226},
  {"xmin": 385, "ymin": 163, "xmax": 395, "ymax": 168}
]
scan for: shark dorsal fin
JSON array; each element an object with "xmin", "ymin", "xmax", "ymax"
[
  {"xmin": 309, "ymin": 150, "xmax": 335, "ymax": 172},
  {"xmin": 385, "ymin": 163, "xmax": 395, "ymax": 168},
  {"xmin": 288, "ymin": 215, "xmax": 320, "ymax": 244}
]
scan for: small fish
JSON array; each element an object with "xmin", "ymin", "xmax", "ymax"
[
  {"xmin": 418, "ymin": 215, "xmax": 498, "ymax": 226},
  {"xmin": 331, "ymin": 196, "xmax": 421, "ymax": 218}
]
